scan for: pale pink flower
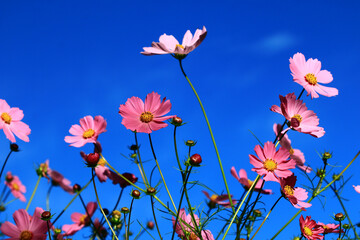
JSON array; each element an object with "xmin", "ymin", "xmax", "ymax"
[
  {"xmin": 64, "ymin": 115, "xmax": 107, "ymax": 147},
  {"xmin": 119, "ymin": 92, "xmax": 175, "ymax": 134},
  {"xmin": 107, "ymin": 171, "xmax": 138, "ymax": 188},
  {"xmin": 47, "ymin": 162, "xmax": 74, "ymax": 194},
  {"xmin": 202, "ymin": 191, "xmax": 237, "ymax": 208},
  {"xmin": 290, "ymin": 53, "xmax": 338, "ymax": 99},
  {"xmin": 273, "ymin": 123, "xmax": 312, "ymax": 173},
  {"xmin": 317, "ymin": 222, "xmax": 343, "ymax": 234},
  {"xmin": 230, "ymin": 167, "xmax": 272, "ymax": 194},
  {"xmin": 249, "ymin": 141, "xmax": 296, "ymax": 182},
  {"xmin": 353, "ymin": 185, "xmax": 360, "ymax": 194},
  {"xmin": 0, "ymin": 99, "xmax": 31, "ymax": 142},
  {"xmin": 62, "ymin": 202, "xmax": 97, "ymax": 236},
  {"xmin": 299, "ymin": 215, "xmax": 324, "ymax": 240},
  {"xmin": 141, "ymin": 27, "xmax": 207, "ymax": 58},
  {"xmin": 5, "ymin": 172, "xmax": 26, "ymax": 202},
  {"xmin": 271, "ymin": 93, "xmax": 325, "ymax": 138},
  {"xmin": 280, "ymin": 174, "xmax": 312, "ymax": 210},
  {"xmin": 0, "ymin": 207, "xmax": 48, "ymax": 240}
]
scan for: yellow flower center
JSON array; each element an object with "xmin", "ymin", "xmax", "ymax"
[
  {"xmin": 247, "ymin": 179, "xmax": 253, "ymax": 186},
  {"xmin": 289, "ymin": 148, "xmax": 295, "ymax": 155},
  {"xmin": 83, "ymin": 129, "xmax": 95, "ymax": 139},
  {"xmin": 1, "ymin": 112, "xmax": 11, "ymax": 124},
  {"xmin": 284, "ymin": 185, "xmax": 294, "ymax": 196},
  {"xmin": 98, "ymin": 158, "xmax": 107, "ymax": 166},
  {"xmin": 210, "ymin": 194, "xmax": 218, "ymax": 202},
  {"xmin": 20, "ymin": 230, "xmax": 33, "ymax": 240},
  {"xmin": 303, "ymin": 226, "xmax": 313, "ymax": 236},
  {"xmin": 176, "ymin": 44, "xmax": 185, "ymax": 49},
  {"xmin": 140, "ymin": 111, "xmax": 154, "ymax": 123},
  {"xmin": 263, "ymin": 159, "xmax": 277, "ymax": 171},
  {"xmin": 80, "ymin": 214, "xmax": 90, "ymax": 226},
  {"xmin": 189, "ymin": 232, "xmax": 198, "ymax": 240},
  {"xmin": 305, "ymin": 73, "xmax": 317, "ymax": 85},
  {"xmin": 12, "ymin": 182, "xmax": 20, "ymax": 191},
  {"xmin": 292, "ymin": 114, "xmax": 302, "ymax": 122}
]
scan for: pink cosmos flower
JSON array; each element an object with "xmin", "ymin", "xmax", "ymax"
[
  {"xmin": 230, "ymin": 167, "xmax": 272, "ymax": 194},
  {"xmin": 280, "ymin": 174, "xmax": 312, "ymax": 210},
  {"xmin": 107, "ymin": 171, "xmax": 138, "ymax": 188},
  {"xmin": 119, "ymin": 92, "xmax": 175, "ymax": 134},
  {"xmin": 64, "ymin": 115, "xmax": 107, "ymax": 147},
  {"xmin": 249, "ymin": 141, "xmax": 296, "ymax": 182},
  {"xmin": 299, "ymin": 215, "xmax": 324, "ymax": 240},
  {"xmin": 353, "ymin": 185, "xmax": 360, "ymax": 194},
  {"xmin": 62, "ymin": 202, "xmax": 97, "ymax": 236},
  {"xmin": 172, "ymin": 208, "xmax": 214, "ymax": 240},
  {"xmin": 141, "ymin": 27, "xmax": 207, "ymax": 58},
  {"xmin": 317, "ymin": 222, "xmax": 343, "ymax": 234},
  {"xmin": 47, "ymin": 162, "xmax": 74, "ymax": 194},
  {"xmin": 271, "ymin": 93, "xmax": 325, "ymax": 138},
  {"xmin": 0, "ymin": 207, "xmax": 48, "ymax": 240},
  {"xmin": 0, "ymin": 99, "xmax": 31, "ymax": 142},
  {"xmin": 290, "ymin": 53, "xmax": 338, "ymax": 99},
  {"xmin": 5, "ymin": 172, "xmax": 26, "ymax": 202},
  {"xmin": 202, "ymin": 191, "xmax": 237, "ymax": 208},
  {"xmin": 80, "ymin": 152, "xmax": 110, "ymax": 183},
  {"xmin": 273, "ymin": 123, "xmax": 312, "ymax": 173}
]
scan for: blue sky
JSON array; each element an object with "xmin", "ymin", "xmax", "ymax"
[{"xmin": 0, "ymin": 1, "xmax": 360, "ymax": 239}]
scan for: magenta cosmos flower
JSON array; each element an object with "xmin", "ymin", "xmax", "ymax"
[
  {"xmin": 64, "ymin": 115, "xmax": 107, "ymax": 147},
  {"xmin": 290, "ymin": 53, "xmax": 338, "ymax": 99},
  {"xmin": 107, "ymin": 171, "xmax": 138, "ymax": 188},
  {"xmin": 47, "ymin": 162, "xmax": 74, "ymax": 194},
  {"xmin": 0, "ymin": 99, "xmax": 31, "ymax": 142},
  {"xmin": 80, "ymin": 152, "xmax": 110, "ymax": 183},
  {"xmin": 280, "ymin": 174, "xmax": 311, "ymax": 210},
  {"xmin": 5, "ymin": 172, "xmax": 26, "ymax": 202},
  {"xmin": 62, "ymin": 202, "xmax": 97, "ymax": 236},
  {"xmin": 300, "ymin": 215, "xmax": 324, "ymax": 240},
  {"xmin": 119, "ymin": 92, "xmax": 175, "ymax": 134},
  {"xmin": 249, "ymin": 141, "xmax": 296, "ymax": 182},
  {"xmin": 202, "ymin": 191, "xmax": 237, "ymax": 209},
  {"xmin": 0, "ymin": 207, "xmax": 48, "ymax": 240},
  {"xmin": 230, "ymin": 167, "xmax": 272, "ymax": 194},
  {"xmin": 172, "ymin": 208, "xmax": 214, "ymax": 240},
  {"xmin": 141, "ymin": 26, "xmax": 207, "ymax": 58},
  {"xmin": 271, "ymin": 93, "xmax": 325, "ymax": 138},
  {"xmin": 353, "ymin": 185, "xmax": 360, "ymax": 194},
  {"xmin": 317, "ymin": 222, "xmax": 343, "ymax": 234},
  {"xmin": 273, "ymin": 124, "xmax": 311, "ymax": 173}
]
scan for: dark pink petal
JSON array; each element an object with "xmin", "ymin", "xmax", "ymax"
[
  {"xmin": 87, "ymin": 202, "xmax": 98, "ymax": 216},
  {"xmin": 148, "ymin": 121, "xmax": 168, "ymax": 132},
  {"xmin": 249, "ymin": 154, "xmax": 263, "ymax": 168},
  {"xmin": 254, "ymin": 145, "xmax": 266, "ymax": 161},
  {"xmin": 13, "ymin": 209, "xmax": 30, "ymax": 231},
  {"xmin": 230, "ymin": 167, "xmax": 240, "ymax": 182},
  {"xmin": 29, "ymin": 208, "xmax": 47, "ymax": 234},
  {"xmin": 144, "ymin": 92, "xmax": 162, "ymax": 113},
  {"xmin": 71, "ymin": 212, "xmax": 83, "ymax": 224},
  {"xmin": 263, "ymin": 142, "xmax": 276, "ymax": 159},
  {"xmin": 0, "ymin": 221, "xmax": 21, "ymax": 237}
]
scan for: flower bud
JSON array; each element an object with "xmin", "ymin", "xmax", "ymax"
[
  {"xmin": 332, "ymin": 174, "xmax": 340, "ymax": 181},
  {"xmin": 185, "ymin": 140, "xmax": 197, "ymax": 147},
  {"xmin": 73, "ymin": 184, "xmax": 81, "ymax": 193},
  {"xmin": 112, "ymin": 210, "xmax": 121, "ymax": 219},
  {"xmin": 316, "ymin": 169, "xmax": 326, "ymax": 178},
  {"xmin": 322, "ymin": 151, "xmax": 332, "ymax": 160},
  {"xmin": 292, "ymin": 237, "xmax": 300, "ymax": 240},
  {"xmin": 343, "ymin": 224, "xmax": 350, "ymax": 229},
  {"xmin": 131, "ymin": 190, "xmax": 141, "ymax": 199},
  {"xmin": 130, "ymin": 153, "xmax": 137, "ymax": 159},
  {"xmin": 5, "ymin": 172, "xmax": 13, "ymax": 182},
  {"xmin": 334, "ymin": 213, "xmax": 345, "ymax": 221},
  {"xmin": 253, "ymin": 209, "xmax": 262, "ymax": 217},
  {"xmin": 121, "ymin": 207, "xmax": 130, "ymax": 214},
  {"xmin": 248, "ymin": 216, "xmax": 256, "ymax": 221},
  {"xmin": 129, "ymin": 144, "xmax": 139, "ymax": 151},
  {"xmin": 41, "ymin": 211, "xmax": 52, "ymax": 221},
  {"xmin": 189, "ymin": 154, "xmax": 202, "ymax": 166},
  {"xmin": 146, "ymin": 187, "xmax": 156, "ymax": 196},
  {"xmin": 103, "ymin": 208, "xmax": 109, "ymax": 216},
  {"xmin": 0, "ymin": 205, "xmax": 5, "ymax": 212},
  {"xmin": 171, "ymin": 117, "xmax": 183, "ymax": 127},
  {"xmin": 94, "ymin": 141, "xmax": 102, "ymax": 154},
  {"xmin": 85, "ymin": 153, "xmax": 100, "ymax": 167},
  {"xmin": 10, "ymin": 143, "xmax": 19, "ymax": 152},
  {"xmin": 147, "ymin": 221, "xmax": 154, "ymax": 230}
]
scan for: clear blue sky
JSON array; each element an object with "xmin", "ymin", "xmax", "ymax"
[{"xmin": 0, "ymin": 1, "xmax": 359, "ymax": 239}]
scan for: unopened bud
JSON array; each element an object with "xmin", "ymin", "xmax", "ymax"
[
  {"xmin": 112, "ymin": 210, "xmax": 121, "ymax": 219},
  {"xmin": 10, "ymin": 143, "xmax": 19, "ymax": 152},
  {"xmin": 131, "ymin": 190, "xmax": 141, "ymax": 199},
  {"xmin": 130, "ymin": 153, "xmax": 137, "ymax": 159},
  {"xmin": 322, "ymin": 152, "xmax": 332, "ymax": 160},
  {"xmin": 73, "ymin": 184, "xmax": 81, "ymax": 193},
  {"xmin": 343, "ymin": 224, "xmax": 350, "ymax": 229},
  {"xmin": 147, "ymin": 221, "xmax": 154, "ymax": 230},
  {"xmin": 335, "ymin": 213, "xmax": 345, "ymax": 221},
  {"xmin": 85, "ymin": 153, "xmax": 100, "ymax": 167},
  {"xmin": 185, "ymin": 140, "xmax": 196, "ymax": 147},
  {"xmin": 5, "ymin": 172, "xmax": 13, "ymax": 182},
  {"xmin": 189, "ymin": 154, "xmax": 202, "ymax": 166},
  {"xmin": 41, "ymin": 211, "xmax": 52, "ymax": 221},
  {"xmin": 129, "ymin": 145, "xmax": 139, "ymax": 151},
  {"xmin": 121, "ymin": 207, "xmax": 129, "ymax": 214},
  {"xmin": 146, "ymin": 187, "xmax": 156, "ymax": 196},
  {"xmin": 103, "ymin": 208, "xmax": 109, "ymax": 215},
  {"xmin": 253, "ymin": 209, "xmax": 262, "ymax": 217},
  {"xmin": 0, "ymin": 205, "xmax": 5, "ymax": 211},
  {"xmin": 171, "ymin": 117, "xmax": 183, "ymax": 126},
  {"xmin": 316, "ymin": 169, "xmax": 326, "ymax": 178},
  {"xmin": 332, "ymin": 174, "xmax": 340, "ymax": 181}
]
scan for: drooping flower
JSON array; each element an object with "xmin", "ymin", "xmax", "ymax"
[
  {"xmin": 353, "ymin": 185, "xmax": 360, "ymax": 194},
  {"xmin": 80, "ymin": 152, "xmax": 110, "ymax": 183},
  {"xmin": 107, "ymin": 171, "xmax": 138, "ymax": 188},
  {"xmin": 202, "ymin": 191, "xmax": 237, "ymax": 209},
  {"xmin": 317, "ymin": 222, "xmax": 343, "ymax": 234},
  {"xmin": 271, "ymin": 93, "xmax": 325, "ymax": 138},
  {"xmin": 249, "ymin": 141, "xmax": 296, "ymax": 182},
  {"xmin": 273, "ymin": 123, "xmax": 312, "ymax": 173},
  {"xmin": 299, "ymin": 215, "xmax": 324, "ymax": 240},
  {"xmin": 289, "ymin": 53, "xmax": 338, "ymax": 99},
  {"xmin": 47, "ymin": 161, "xmax": 74, "ymax": 194},
  {"xmin": 36, "ymin": 159, "xmax": 50, "ymax": 181},
  {"xmin": 141, "ymin": 27, "xmax": 207, "ymax": 59},
  {"xmin": 92, "ymin": 218, "xmax": 108, "ymax": 239},
  {"xmin": 5, "ymin": 172, "xmax": 26, "ymax": 202},
  {"xmin": 62, "ymin": 202, "xmax": 97, "ymax": 236},
  {"xmin": 280, "ymin": 174, "xmax": 312, "ymax": 210},
  {"xmin": 230, "ymin": 167, "xmax": 272, "ymax": 194},
  {"xmin": 64, "ymin": 115, "xmax": 107, "ymax": 147},
  {"xmin": 119, "ymin": 92, "xmax": 175, "ymax": 134},
  {"xmin": 0, "ymin": 207, "xmax": 48, "ymax": 240},
  {"xmin": 0, "ymin": 99, "xmax": 31, "ymax": 142},
  {"xmin": 172, "ymin": 208, "xmax": 214, "ymax": 240}
]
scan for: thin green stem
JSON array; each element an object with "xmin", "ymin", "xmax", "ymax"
[
  {"xmin": 47, "ymin": 220, "xmax": 52, "ymax": 240},
  {"xmin": 179, "ymin": 60, "xmax": 235, "ymax": 213},
  {"xmin": 0, "ymin": 150, "xmax": 13, "ymax": 181},
  {"xmin": 25, "ymin": 175, "xmax": 41, "ymax": 211},
  {"xmin": 135, "ymin": 132, "xmax": 150, "ymax": 187},
  {"xmin": 173, "ymin": 126, "xmax": 184, "ymax": 179},
  {"xmin": 46, "ymin": 185, "xmax": 53, "ymax": 211},
  {"xmin": 127, "ymin": 198, "xmax": 135, "ymax": 240},
  {"xmin": 151, "ymin": 196, "xmax": 163, "ymax": 240},
  {"xmin": 123, "ymin": 212, "xmax": 128, "ymax": 240}
]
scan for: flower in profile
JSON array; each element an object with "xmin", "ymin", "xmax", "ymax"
[
  {"xmin": 92, "ymin": 218, "xmax": 108, "ymax": 239},
  {"xmin": 249, "ymin": 141, "xmax": 296, "ymax": 182},
  {"xmin": 64, "ymin": 115, "xmax": 107, "ymax": 147},
  {"xmin": 36, "ymin": 159, "xmax": 50, "ymax": 181},
  {"xmin": 290, "ymin": 53, "xmax": 338, "ymax": 99},
  {"xmin": 47, "ymin": 162, "xmax": 74, "ymax": 194},
  {"xmin": 280, "ymin": 174, "xmax": 312, "ymax": 210},
  {"xmin": 141, "ymin": 26, "xmax": 207, "ymax": 59},
  {"xmin": 62, "ymin": 202, "xmax": 97, "ymax": 236},
  {"xmin": 299, "ymin": 215, "xmax": 324, "ymax": 240},
  {"xmin": 107, "ymin": 171, "xmax": 138, "ymax": 188},
  {"xmin": 353, "ymin": 185, "xmax": 360, "ymax": 194},
  {"xmin": 271, "ymin": 93, "xmax": 325, "ymax": 138},
  {"xmin": 5, "ymin": 172, "xmax": 26, "ymax": 202},
  {"xmin": 273, "ymin": 124, "xmax": 311, "ymax": 173},
  {"xmin": 317, "ymin": 222, "xmax": 343, "ymax": 234},
  {"xmin": 230, "ymin": 167, "xmax": 272, "ymax": 194},
  {"xmin": 80, "ymin": 152, "xmax": 110, "ymax": 183},
  {"xmin": 119, "ymin": 92, "xmax": 175, "ymax": 134},
  {"xmin": 202, "ymin": 191, "xmax": 237, "ymax": 209},
  {"xmin": 0, "ymin": 207, "xmax": 48, "ymax": 240},
  {"xmin": 0, "ymin": 99, "xmax": 31, "ymax": 142}
]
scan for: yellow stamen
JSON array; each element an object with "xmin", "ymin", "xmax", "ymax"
[
  {"xmin": 83, "ymin": 129, "xmax": 95, "ymax": 139},
  {"xmin": 189, "ymin": 232, "xmax": 198, "ymax": 240},
  {"xmin": 98, "ymin": 158, "xmax": 106, "ymax": 167},
  {"xmin": 12, "ymin": 183, "xmax": 20, "ymax": 191},
  {"xmin": 284, "ymin": 185, "xmax": 294, "ymax": 196},
  {"xmin": 176, "ymin": 44, "xmax": 185, "ymax": 49},
  {"xmin": 20, "ymin": 230, "xmax": 33, "ymax": 240},
  {"xmin": 80, "ymin": 214, "xmax": 90, "ymax": 225},
  {"xmin": 210, "ymin": 194, "xmax": 218, "ymax": 202},
  {"xmin": 289, "ymin": 148, "xmax": 295, "ymax": 155},
  {"xmin": 303, "ymin": 226, "xmax": 313, "ymax": 236},
  {"xmin": 305, "ymin": 73, "xmax": 317, "ymax": 85},
  {"xmin": 1, "ymin": 112, "xmax": 11, "ymax": 124},
  {"xmin": 247, "ymin": 179, "xmax": 253, "ymax": 186},
  {"xmin": 140, "ymin": 111, "xmax": 153, "ymax": 123},
  {"xmin": 292, "ymin": 114, "xmax": 302, "ymax": 123},
  {"xmin": 263, "ymin": 159, "xmax": 277, "ymax": 171}
]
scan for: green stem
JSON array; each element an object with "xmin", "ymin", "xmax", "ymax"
[
  {"xmin": 151, "ymin": 196, "xmax": 163, "ymax": 240},
  {"xmin": 47, "ymin": 220, "xmax": 52, "ymax": 240},
  {"xmin": 179, "ymin": 60, "xmax": 235, "ymax": 213},
  {"xmin": 0, "ymin": 150, "xmax": 13, "ymax": 181},
  {"xmin": 173, "ymin": 126, "xmax": 184, "ymax": 179},
  {"xmin": 25, "ymin": 175, "xmax": 41, "ymax": 211},
  {"xmin": 46, "ymin": 185, "xmax": 53, "ymax": 211},
  {"xmin": 135, "ymin": 132, "xmax": 150, "ymax": 187},
  {"xmin": 127, "ymin": 198, "xmax": 135, "ymax": 240}
]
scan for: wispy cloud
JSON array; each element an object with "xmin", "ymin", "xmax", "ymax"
[{"xmin": 251, "ymin": 32, "xmax": 298, "ymax": 55}]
